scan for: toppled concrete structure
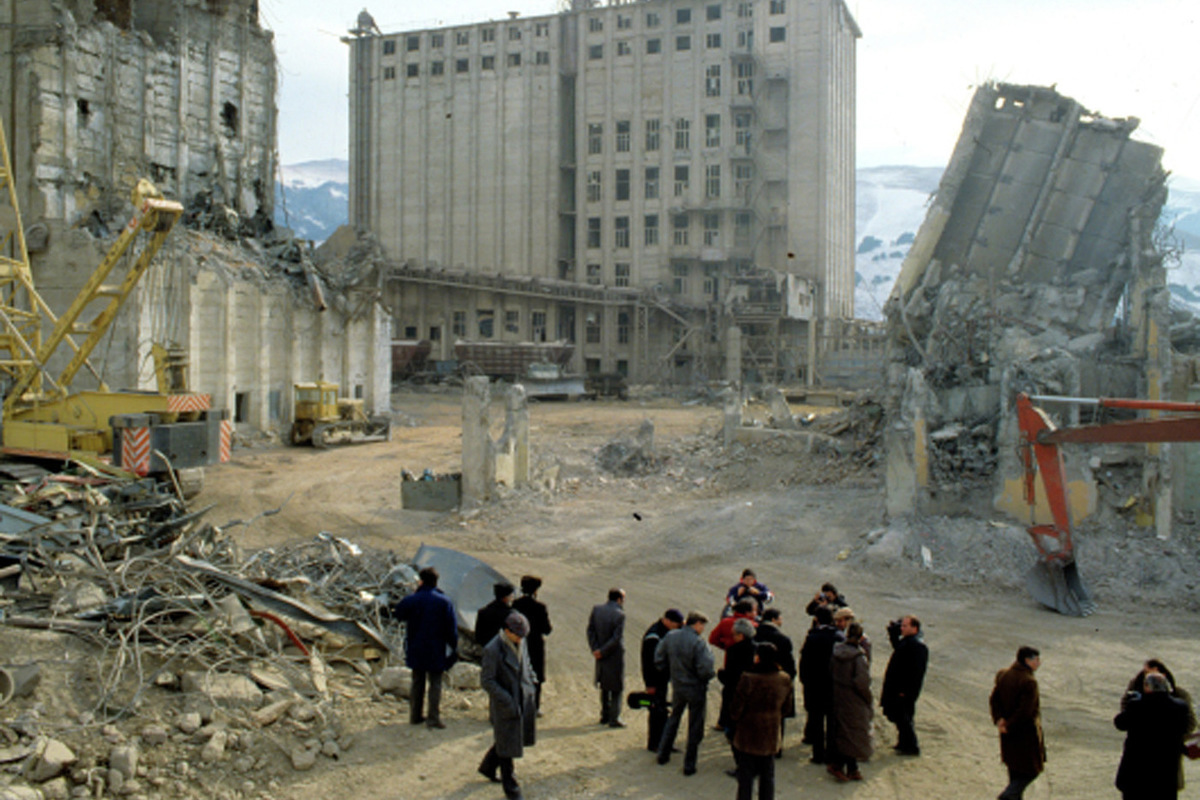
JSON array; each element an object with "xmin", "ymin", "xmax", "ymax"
[{"xmin": 884, "ymin": 83, "xmax": 1173, "ymax": 531}]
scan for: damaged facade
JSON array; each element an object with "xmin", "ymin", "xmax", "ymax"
[
  {"xmin": 0, "ymin": 0, "xmax": 389, "ymax": 433},
  {"xmin": 349, "ymin": 0, "xmax": 859, "ymax": 385},
  {"xmin": 884, "ymin": 82, "xmax": 1184, "ymax": 536}
]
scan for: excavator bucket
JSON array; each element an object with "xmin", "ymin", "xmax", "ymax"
[{"xmin": 1027, "ymin": 560, "xmax": 1095, "ymax": 616}]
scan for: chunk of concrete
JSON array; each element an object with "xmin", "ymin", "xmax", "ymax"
[
  {"xmin": 446, "ymin": 662, "xmax": 480, "ymax": 690},
  {"xmin": 180, "ymin": 672, "xmax": 263, "ymax": 706},
  {"xmin": 24, "ymin": 737, "xmax": 76, "ymax": 783},
  {"xmin": 375, "ymin": 667, "xmax": 411, "ymax": 698},
  {"xmin": 200, "ymin": 730, "xmax": 228, "ymax": 763},
  {"xmin": 108, "ymin": 743, "xmax": 139, "ymax": 779}
]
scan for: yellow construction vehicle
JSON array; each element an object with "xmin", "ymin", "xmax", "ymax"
[
  {"xmin": 0, "ymin": 118, "xmax": 230, "ymax": 476},
  {"xmin": 290, "ymin": 381, "xmax": 391, "ymax": 448}
]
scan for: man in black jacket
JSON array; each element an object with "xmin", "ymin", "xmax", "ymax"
[
  {"xmin": 881, "ymin": 615, "xmax": 928, "ymax": 756},
  {"xmin": 641, "ymin": 609, "xmax": 684, "ymax": 751},
  {"xmin": 798, "ymin": 605, "xmax": 840, "ymax": 763},
  {"xmin": 1114, "ymin": 671, "xmax": 1190, "ymax": 800},
  {"xmin": 475, "ymin": 582, "xmax": 516, "ymax": 648}
]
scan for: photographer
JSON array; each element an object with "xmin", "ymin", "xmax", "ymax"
[{"xmin": 804, "ymin": 582, "xmax": 847, "ymax": 619}]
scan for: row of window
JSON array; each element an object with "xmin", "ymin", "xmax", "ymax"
[
  {"xmin": 586, "ymin": 112, "xmax": 755, "ymax": 157},
  {"xmin": 384, "ymin": 52, "xmax": 551, "ymax": 79},
  {"xmin": 586, "ymin": 162, "xmax": 754, "ymax": 202},
  {"xmin": 585, "ymin": 26, "xmax": 782, "ymax": 60},
  {"xmin": 585, "ymin": 212, "xmax": 754, "ymax": 249},
  {"xmin": 384, "ymin": 21, "xmax": 553, "ymax": 55},
  {"xmin": 588, "ymin": 0, "xmax": 787, "ymax": 33},
  {"xmin": 436, "ymin": 308, "xmax": 635, "ymax": 349}
]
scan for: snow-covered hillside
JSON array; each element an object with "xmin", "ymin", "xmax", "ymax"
[{"xmin": 274, "ymin": 160, "xmax": 349, "ymax": 243}]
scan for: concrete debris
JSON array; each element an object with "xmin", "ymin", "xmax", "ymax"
[
  {"xmin": 596, "ymin": 420, "xmax": 660, "ymax": 475},
  {"xmin": 24, "ymin": 737, "xmax": 76, "ymax": 783}
]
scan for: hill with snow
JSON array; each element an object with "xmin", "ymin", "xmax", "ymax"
[{"xmin": 274, "ymin": 159, "xmax": 349, "ymax": 243}]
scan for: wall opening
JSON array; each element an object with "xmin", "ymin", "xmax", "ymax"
[
  {"xmin": 268, "ymin": 389, "xmax": 282, "ymax": 422},
  {"xmin": 354, "ymin": 384, "xmax": 364, "ymax": 399},
  {"xmin": 221, "ymin": 102, "xmax": 239, "ymax": 139},
  {"xmin": 94, "ymin": 0, "xmax": 133, "ymax": 28},
  {"xmin": 234, "ymin": 391, "xmax": 250, "ymax": 423}
]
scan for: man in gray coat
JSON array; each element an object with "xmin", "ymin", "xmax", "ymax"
[
  {"xmin": 479, "ymin": 612, "xmax": 537, "ymax": 800},
  {"xmin": 587, "ymin": 587, "xmax": 627, "ymax": 727},
  {"xmin": 655, "ymin": 611, "xmax": 716, "ymax": 776}
]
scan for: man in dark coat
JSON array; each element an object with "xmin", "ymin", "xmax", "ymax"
[
  {"xmin": 475, "ymin": 582, "xmax": 516, "ymax": 649},
  {"xmin": 479, "ymin": 612, "xmax": 537, "ymax": 800},
  {"xmin": 804, "ymin": 582, "xmax": 848, "ymax": 618},
  {"xmin": 1115, "ymin": 671, "xmax": 1189, "ymax": 800},
  {"xmin": 880, "ymin": 614, "xmax": 928, "ymax": 756},
  {"xmin": 655, "ymin": 611, "xmax": 717, "ymax": 776},
  {"xmin": 1124, "ymin": 658, "xmax": 1197, "ymax": 793},
  {"xmin": 392, "ymin": 567, "xmax": 458, "ymax": 728},
  {"xmin": 730, "ymin": 642, "xmax": 793, "ymax": 800},
  {"xmin": 828, "ymin": 623, "xmax": 873, "ymax": 782},
  {"xmin": 718, "ymin": 618, "xmax": 758, "ymax": 732},
  {"xmin": 754, "ymin": 608, "xmax": 796, "ymax": 755},
  {"xmin": 641, "ymin": 608, "xmax": 684, "ymax": 752},
  {"xmin": 586, "ymin": 587, "xmax": 626, "ymax": 727},
  {"xmin": 511, "ymin": 575, "xmax": 552, "ymax": 714},
  {"xmin": 798, "ymin": 604, "xmax": 841, "ymax": 763},
  {"xmin": 989, "ymin": 646, "xmax": 1045, "ymax": 800}
]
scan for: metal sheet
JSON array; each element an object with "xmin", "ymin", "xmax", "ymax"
[{"xmin": 412, "ymin": 544, "xmax": 511, "ymax": 632}]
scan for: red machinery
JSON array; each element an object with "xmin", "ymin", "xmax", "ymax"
[{"xmin": 1015, "ymin": 392, "xmax": 1200, "ymax": 615}]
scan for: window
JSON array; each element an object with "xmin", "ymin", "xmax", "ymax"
[
  {"xmin": 703, "ymin": 265, "xmax": 719, "ymax": 297},
  {"xmin": 706, "ymin": 164, "xmax": 721, "ymax": 198},
  {"xmin": 735, "ymin": 112, "xmax": 751, "ymax": 151},
  {"xmin": 455, "ymin": 31, "xmax": 469, "ymax": 46},
  {"xmin": 535, "ymin": 21, "xmax": 549, "ymax": 36},
  {"xmin": 452, "ymin": 310, "xmax": 467, "ymax": 337},
  {"xmin": 737, "ymin": 2, "xmax": 753, "ymax": 17},
  {"xmin": 456, "ymin": 58, "xmax": 469, "ymax": 73},
  {"xmin": 586, "ymin": 320, "xmax": 601, "ymax": 344},
  {"xmin": 676, "ymin": 8, "xmax": 691, "ymax": 23},
  {"xmin": 617, "ymin": 312, "xmax": 631, "ymax": 343},
  {"xmin": 644, "ymin": 215, "xmax": 659, "ymax": 246},
  {"xmin": 482, "ymin": 27, "xmax": 496, "ymax": 42},
  {"xmin": 587, "ymin": 217, "xmax": 602, "ymax": 248},
  {"xmin": 616, "ymin": 120, "xmax": 631, "ymax": 152},
  {"xmin": 406, "ymin": 63, "xmax": 419, "ymax": 78},
  {"xmin": 505, "ymin": 310, "xmax": 520, "ymax": 333},
  {"xmin": 705, "ymin": 114, "xmax": 721, "ymax": 147},
  {"xmin": 736, "ymin": 60, "xmax": 754, "ymax": 96},
  {"xmin": 431, "ymin": 32, "xmax": 444, "ymax": 47},
  {"xmin": 508, "ymin": 26, "xmax": 522, "ymax": 40},
  {"xmin": 617, "ymin": 40, "xmax": 632, "ymax": 56},
  {"xmin": 589, "ymin": 16, "xmax": 604, "ymax": 32},
  {"xmin": 704, "ymin": 212, "xmax": 720, "ymax": 245},
  {"xmin": 532, "ymin": 311, "xmax": 547, "ymax": 341},
  {"xmin": 477, "ymin": 309, "xmax": 495, "ymax": 338},
  {"xmin": 675, "ymin": 35, "xmax": 691, "ymax": 51},
  {"xmin": 589, "ymin": 43, "xmax": 604, "ymax": 59},
  {"xmin": 535, "ymin": 51, "xmax": 550, "ymax": 65},
  {"xmin": 383, "ymin": 39, "xmax": 396, "ymax": 55},
  {"xmin": 616, "ymin": 265, "xmax": 631, "ymax": 289},
  {"xmin": 672, "ymin": 262, "xmax": 689, "ymax": 293},
  {"xmin": 615, "ymin": 169, "xmax": 631, "ymax": 201},
  {"xmin": 617, "ymin": 14, "xmax": 632, "ymax": 29},
  {"xmin": 673, "ymin": 215, "xmax": 689, "ymax": 245},
  {"xmin": 645, "ymin": 119, "xmax": 661, "ymax": 151},
  {"xmin": 588, "ymin": 123, "xmax": 603, "ymax": 155},
  {"xmin": 407, "ymin": 35, "xmax": 420, "ymax": 52},
  {"xmin": 674, "ymin": 118, "xmax": 690, "ymax": 151},
  {"xmin": 431, "ymin": 60, "xmax": 445, "ymax": 75},
  {"xmin": 586, "ymin": 263, "xmax": 602, "ymax": 286},
  {"xmin": 646, "ymin": 38, "xmax": 662, "ymax": 54},
  {"xmin": 737, "ymin": 29, "xmax": 754, "ymax": 48},
  {"xmin": 645, "ymin": 167, "xmax": 660, "ymax": 199},
  {"xmin": 482, "ymin": 55, "xmax": 495, "ymax": 70},
  {"xmin": 587, "ymin": 170, "xmax": 602, "ymax": 203},
  {"xmin": 383, "ymin": 66, "xmax": 396, "ymax": 79},
  {"xmin": 770, "ymin": 0, "xmax": 785, "ymax": 12},
  {"xmin": 615, "ymin": 216, "xmax": 630, "ymax": 248},
  {"xmin": 706, "ymin": 64, "xmax": 721, "ymax": 96},
  {"xmin": 735, "ymin": 163, "xmax": 753, "ymax": 200},
  {"xmin": 736, "ymin": 212, "xmax": 752, "ymax": 245},
  {"xmin": 707, "ymin": 4, "xmax": 722, "ymax": 20},
  {"xmin": 674, "ymin": 165, "xmax": 689, "ymax": 196},
  {"xmin": 429, "ymin": 325, "xmax": 442, "ymax": 342},
  {"xmin": 769, "ymin": 26, "xmax": 786, "ymax": 42},
  {"xmin": 706, "ymin": 33, "xmax": 722, "ymax": 49},
  {"xmin": 507, "ymin": 52, "xmax": 521, "ymax": 66},
  {"xmin": 647, "ymin": 11, "xmax": 661, "ymax": 27}
]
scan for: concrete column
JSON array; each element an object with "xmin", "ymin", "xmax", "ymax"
[
  {"xmin": 765, "ymin": 386, "xmax": 796, "ymax": 429},
  {"xmin": 723, "ymin": 324, "xmax": 741, "ymax": 384},
  {"xmin": 255, "ymin": 288, "xmax": 269, "ymax": 428},
  {"xmin": 721, "ymin": 387, "xmax": 741, "ymax": 448},
  {"xmin": 495, "ymin": 384, "xmax": 530, "ymax": 488},
  {"xmin": 461, "ymin": 376, "xmax": 494, "ymax": 506}
]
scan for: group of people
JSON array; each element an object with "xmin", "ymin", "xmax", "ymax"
[{"xmin": 391, "ymin": 566, "xmax": 1198, "ymax": 800}]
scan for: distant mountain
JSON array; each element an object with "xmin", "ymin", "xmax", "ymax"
[
  {"xmin": 274, "ymin": 159, "xmax": 349, "ymax": 243},
  {"xmin": 273, "ymin": 158, "xmax": 1199, "ymax": 318}
]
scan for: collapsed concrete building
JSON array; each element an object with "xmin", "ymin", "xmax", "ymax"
[
  {"xmin": 0, "ymin": 1, "xmax": 389, "ymax": 436},
  {"xmin": 883, "ymin": 82, "xmax": 1193, "ymax": 538}
]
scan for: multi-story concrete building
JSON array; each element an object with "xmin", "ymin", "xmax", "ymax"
[{"xmin": 350, "ymin": 0, "xmax": 858, "ymax": 384}]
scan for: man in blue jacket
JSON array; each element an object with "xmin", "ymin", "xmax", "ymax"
[{"xmin": 394, "ymin": 566, "xmax": 459, "ymax": 728}]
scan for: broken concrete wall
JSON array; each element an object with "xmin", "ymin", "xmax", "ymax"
[{"xmin": 884, "ymin": 83, "xmax": 1169, "ymax": 524}]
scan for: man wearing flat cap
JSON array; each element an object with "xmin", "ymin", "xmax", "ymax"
[{"xmin": 479, "ymin": 611, "xmax": 538, "ymax": 800}]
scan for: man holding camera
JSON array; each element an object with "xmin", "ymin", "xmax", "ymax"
[{"xmin": 880, "ymin": 615, "xmax": 928, "ymax": 757}]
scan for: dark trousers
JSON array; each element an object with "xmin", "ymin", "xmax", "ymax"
[
  {"xmin": 657, "ymin": 686, "xmax": 707, "ymax": 771},
  {"xmin": 891, "ymin": 706, "xmax": 918, "ymax": 751},
  {"xmin": 804, "ymin": 705, "xmax": 833, "ymax": 761},
  {"xmin": 998, "ymin": 768, "xmax": 1037, "ymax": 800},
  {"xmin": 479, "ymin": 745, "xmax": 519, "ymax": 797},
  {"xmin": 600, "ymin": 687, "xmax": 622, "ymax": 723},
  {"xmin": 410, "ymin": 668, "xmax": 443, "ymax": 724},
  {"xmin": 734, "ymin": 748, "xmax": 775, "ymax": 800},
  {"xmin": 647, "ymin": 691, "xmax": 669, "ymax": 751}
]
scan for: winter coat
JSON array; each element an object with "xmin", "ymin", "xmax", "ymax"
[
  {"xmin": 730, "ymin": 669, "xmax": 794, "ymax": 757},
  {"xmin": 881, "ymin": 633, "xmax": 927, "ymax": 719},
  {"xmin": 393, "ymin": 585, "xmax": 458, "ymax": 672},
  {"xmin": 989, "ymin": 661, "xmax": 1045, "ymax": 776},
  {"xmin": 799, "ymin": 625, "xmax": 840, "ymax": 711},
  {"xmin": 641, "ymin": 620, "xmax": 673, "ymax": 691},
  {"xmin": 754, "ymin": 622, "xmax": 796, "ymax": 718},
  {"xmin": 474, "ymin": 599, "xmax": 512, "ymax": 648},
  {"xmin": 512, "ymin": 595, "xmax": 552, "ymax": 684},
  {"xmin": 718, "ymin": 637, "xmax": 758, "ymax": 728},
  {"xmin": 655, "ymin": 626, "xmax": 717, "ymax": 694},
  {"xmin": 586, "ymin": 600, "xmax": 625, "ymax": 691},
  {"xmin": 1124, "ymin": 670, "xmax": 1196, "ymax": 790},
  {"xmin": 830, "ymin": 641, "xmax": 874, "ymax": 761},
  {"xmin": 480, "ymin": 634, "xmax": 538, "ymax": 759},
  {"xmin": 709, "ymin": 611, "xmax": 757, "ymax": 653},
  {"xmin": 1114, "ymin": 690, "xmax": 1189, "ymax": 796}
]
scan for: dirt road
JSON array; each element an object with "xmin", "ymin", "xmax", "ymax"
[{"xmin": 195, "ymin": 390, "xmax": 1199, "ymax": 800}]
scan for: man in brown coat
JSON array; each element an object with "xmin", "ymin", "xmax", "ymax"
[
  {"xmin": 729, "ymin": 642, "xmax": 794, "ymax": 800},
  {"xmin": 989, "ymin": 646, "xmax": 1045, "ymax": 800}
]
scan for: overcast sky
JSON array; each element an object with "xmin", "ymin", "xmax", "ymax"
[{"xmin": 260, "ymin": 0, "xmax": 1200, "ymax": 183}]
